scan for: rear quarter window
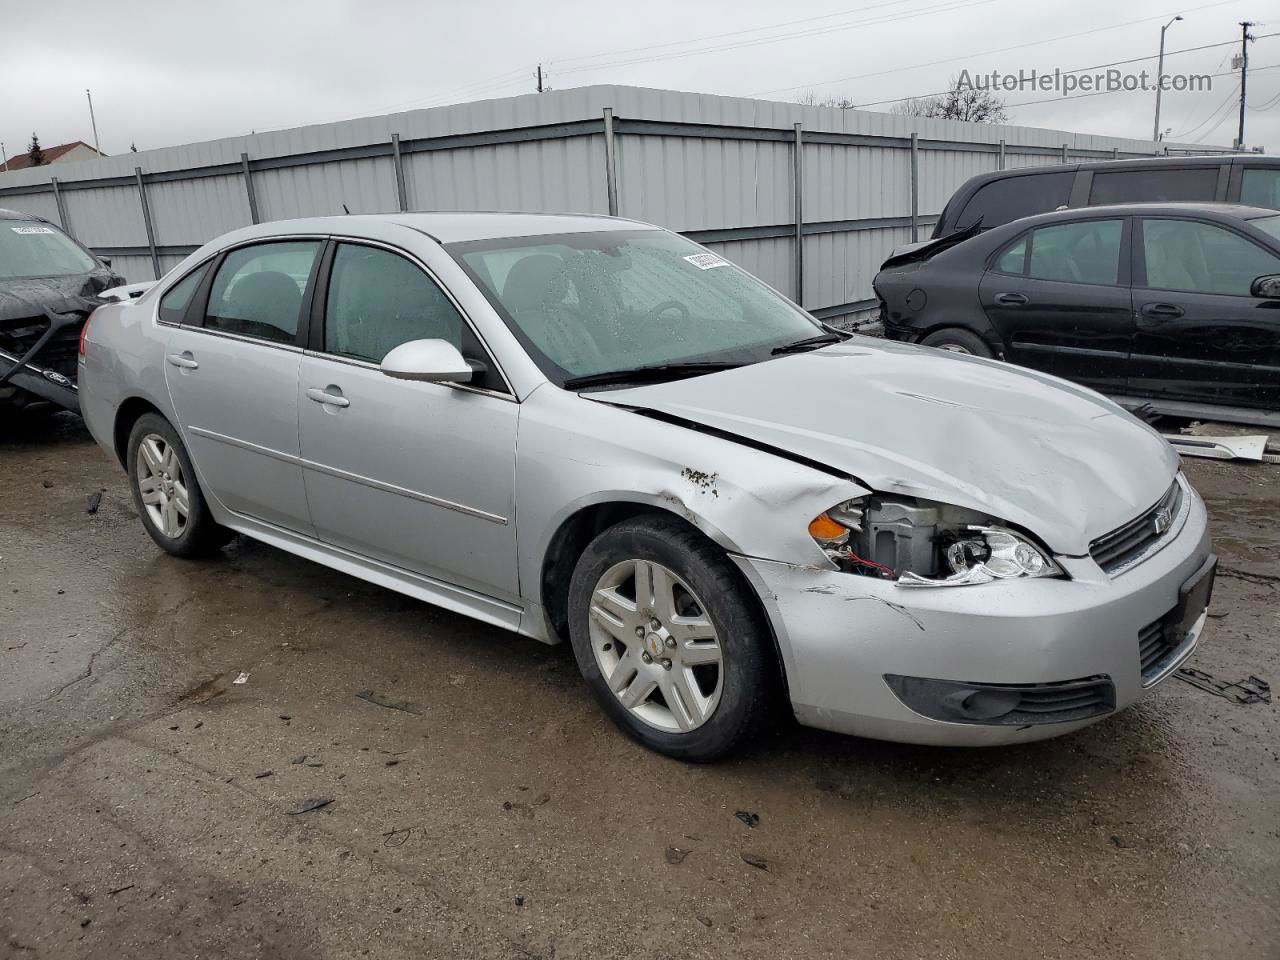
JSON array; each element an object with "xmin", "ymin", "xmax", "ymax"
[
  {"xmin": 1089, "ymin": 167, "xmax": 1218, "ymax": 205},
  {"xmin": 1240, "ymin": 168, "xmax": 1280, "ymax": 210},
  {"xmin": 956, "ymin": 172, "xmax": 1074, "ymax": 231}
]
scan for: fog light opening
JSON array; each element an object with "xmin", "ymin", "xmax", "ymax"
[{"xmin": 942, "ymin": 687, "xmax": 1021, "ymax": 721}]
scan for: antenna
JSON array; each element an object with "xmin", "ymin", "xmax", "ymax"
[{"xmin": 342, "ymin": 203, "xmax": 351, "ymax": 215}]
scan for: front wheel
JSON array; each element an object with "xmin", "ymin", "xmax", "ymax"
[
  {"xmin": 567, "ymin": 514, "xmax": 776, "ymax": 762},
  {"xmin": 126, "ymin": 413, "xmax": 230, "ymax": 557}
]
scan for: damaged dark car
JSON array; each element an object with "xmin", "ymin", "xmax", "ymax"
[
  {"xmin": 874, "ymin": 202, "xmax": 1280, "ymax": 417},
  {"xmin": 0, "ymin": 208, "xmax": 126, "ymax": 416}
]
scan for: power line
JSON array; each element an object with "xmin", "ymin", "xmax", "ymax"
[
  {"xmin": 1168, "ymin": 82, "xmax": 1241, "ymax": 138},
  {"xmin": 753, "ymin": 0, "xmax": 1247, "ymax": 97},
  {"xmin": 548, "ymin": 0, "xmax": 926, "ymax": 68},
  {"xmin": 845, "ymin": 33, "xmax": 1275, "ymax": 111},
  {"xmin": 550, "ymin": 0, "xmax": 998, "ymax": 78}
]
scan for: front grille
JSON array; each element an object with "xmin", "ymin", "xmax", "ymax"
[
  {"xmin": 0, "ymin": 314, "xmax": 82, "ymax": 381},
  {"xmin": 1090, "ymin": 481, "xmax": 1183, "ymax": 574},
  {"xmin": 1138, "ymin": 610, "xmax": 1188, "ymax": 683}
]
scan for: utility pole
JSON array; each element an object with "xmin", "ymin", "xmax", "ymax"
[
  {"xmin": 1, "ymin": 142, "xmax": 7, "ymax": 172},
  {"xmin": 536, "ymin": 64, "xmax": 544, "ymax": 93},
  {"xmin": 86, "ymin": 88, "xmax": 101, "ymax": 154},
  {"xmin": 1236, "ymin": 22, "xmax": 1253, "ymax": 150},
  {"xmin": 1152, "ymin": 15, "xmax": 1182, "ymax": 141}
]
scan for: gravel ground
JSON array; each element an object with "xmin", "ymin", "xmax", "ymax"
[{"xmin": 1, "ymin": 412, "xmax": 1276, "ymax": 960}]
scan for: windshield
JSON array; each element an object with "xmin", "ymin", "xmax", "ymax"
[
  {"xmin": 449, "ymin": 229, "xmax": 822, "ymax": 385},
  {"xmin": 1251, "ymin": 214, "xmax": 1280, "ymax": 244},
  {"xmin": 0, "ymin": 221, "xmax": 98, "ymax": 280}
]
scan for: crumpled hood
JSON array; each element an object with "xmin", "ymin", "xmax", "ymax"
[
  {"xmin": 598, "ymin": 338, "xmax": 1178, "ymax": 556},
  {"xmin": 0, "ymin": 269, "xmax": 125, "ymax": 325}
]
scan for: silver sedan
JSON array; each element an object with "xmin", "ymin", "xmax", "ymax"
[{"xmin": 78, "ymin": 213, "xmax": 1214, "ymax": 760}]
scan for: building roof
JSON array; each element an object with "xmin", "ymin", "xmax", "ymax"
[{"xmin": 2, "ymin": 141, "xmax": 101, "ymax": 172}]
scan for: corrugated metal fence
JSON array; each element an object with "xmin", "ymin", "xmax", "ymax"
[{"xmin": 0, "ymin": 85, "xmax": 1229, "ymax": 320}]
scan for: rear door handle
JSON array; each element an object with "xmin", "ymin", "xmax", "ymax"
[
  {"xmin": 306, "ymin": 386, "xmax": 350, "ymax": 408},
  {"xmin": 1141, "ymin": 302, "xmax": 1185, "ymax": 320},
  {"xmin": 994, "ymin": 292, "xmax": 1029, "ymax": 306},
  {"xmin": 166, "ymin": 352, "xmax": 199, "ymax": 370}
]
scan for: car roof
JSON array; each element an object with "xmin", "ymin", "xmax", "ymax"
[
  {"xmin": 0, "ymin": 207, "xmax": 41, "ymax": 221},
  {"xmin": 999, "ymin": 201, "xmax": 1278, "ymax": 230},
  {"xmin": 238, "ymin": 211, "xmax": 660, "ymax": 244}
]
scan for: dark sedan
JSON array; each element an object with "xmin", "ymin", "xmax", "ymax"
[
  {"xmin": 874, "ymin": 202, "xmax": 1280, "ymax": 414},
  {"xmin": 0, "ymin": 207, "xmax": 125, "ymax": 415}
]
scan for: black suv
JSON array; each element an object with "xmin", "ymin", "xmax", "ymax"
[
  {"xmin": 932, "ymin": 155, "xmax": 1280, "ymax": 238},
  {"xmin": 0, "ymin": 208, "xmax": 124, "ymax": 415}
]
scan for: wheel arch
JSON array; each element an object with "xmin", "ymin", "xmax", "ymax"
[
  {"xmin": 537, "ymin": 499, "xmax": 789, "ymax": 699},
  {"xmin": 112, "ymin": 396, "xmax": 166, "ymax": 468},
  {"xmin": 916, "ymin": 320, "xmax": 1006, "ymax": 359}
]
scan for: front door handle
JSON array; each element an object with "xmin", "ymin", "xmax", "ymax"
[
  {"xmin": 306, "ymin": 386, "xmax": 350, "ymax": 408},
  {"xmin": 1141, "ymin": 302, "xmax": 1185, "ymax": 320},
  {"xmin": 166, "ymin": 352, "xmax": 199, "ymax": 370},
  {"xmin": 994, "ymin": 292, "xmax": 1029, "ymax": 306}
]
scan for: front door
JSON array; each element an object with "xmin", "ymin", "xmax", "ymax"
[
  {"xmin": 1130, "ymin": 216, "xmax": 1280, "ymax": 408},
  {"xmin": 297, "ymin": 240, "xmax": 520, "ymax": 609},
  {"xmin": 164, "ymin": 239, "xmax": 323, "ymax": 534},
  {"xmin": 979, "ymin": 216, "xmax": 1132, "ymax": 393}
]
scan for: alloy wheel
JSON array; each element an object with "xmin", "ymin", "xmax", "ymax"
[
  {"xmin": 136, "ymin": 433, "xmax": 189, "ymax": 539},
  {"xmin": 588, "ymin": 558, "xmax": 724, "ymax": 733}
]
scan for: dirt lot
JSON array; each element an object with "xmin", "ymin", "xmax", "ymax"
[{"xmin": 1, "ymin": 413, "xmax": 1276, "ymax": 960}]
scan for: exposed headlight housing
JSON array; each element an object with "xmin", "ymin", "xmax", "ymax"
[{"xmin": 809, "ymin": 496, "xmax": 1063, "ymax": 587}]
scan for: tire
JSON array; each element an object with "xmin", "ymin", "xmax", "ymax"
[
  {"xmin": 567, "ymin": 513, "xmax": 776, "ymax": 762},
  {"xmin": 126, "ymin": 413, "xmax": 230, "ymax": 557},
  {"xmin": 920, "ymin": 327, "xmax": 993, "ymax": 358}
]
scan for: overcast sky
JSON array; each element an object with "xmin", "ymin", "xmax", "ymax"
[{"xmin": 2, "ymin": 0, "xmax": 1276, "ymax": 162}]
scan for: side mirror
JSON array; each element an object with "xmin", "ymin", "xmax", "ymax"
[
  {"xmin": 381, "ymin": 339, "xmax": 473, "ymax": 383},
  {"xmin": 98, "ymin": 256, "xmax": 113, "ymax": 267},
  {"xmin": 1250, "ymin": 274, "xmax": 1280, "ymax": 299}
]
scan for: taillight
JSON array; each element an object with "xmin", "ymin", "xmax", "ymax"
[{"xmin": 78, "ymin": 313, "xmax": 91, "ymax": 357}]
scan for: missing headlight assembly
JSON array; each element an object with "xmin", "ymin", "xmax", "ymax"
[{"xmin": 808, "ymin": 495, "xmax": 1062, "ymax": 587}]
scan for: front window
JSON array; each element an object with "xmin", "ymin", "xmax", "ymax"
[
  {"xmin": 449, "ymin": 230, "xmax": 823, "ymax": 385},
  {"xmin": 1140, "ymin": 219, "xmax": 1280, "ymax": 296},
  {"xmin": 0, "ymin": 221, "xmax": 97, "ymax": 279}
]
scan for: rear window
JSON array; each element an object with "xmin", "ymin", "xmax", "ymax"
[
  {"xmin": 1089, "ymin": 167, "xmax": 1218, "ymax": 205},
  {"xmin": 955, "ymin": 172, "xmax": 1073, "ymax": 231}
]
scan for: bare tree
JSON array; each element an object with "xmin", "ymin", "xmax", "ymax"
[
  {"xmin": 892, "ymin": 77, "xmax": 1007, "ymax": 123},
  {"xmin": 796, "ymin": 90, "xmax": 857, "ymax": 110}
]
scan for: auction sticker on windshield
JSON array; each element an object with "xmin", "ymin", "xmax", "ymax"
[
  {"xmin": 11, "ymin": 226, "xmax": 57, "ymax": 235},
  {"xmin": 683, "ymin": 252, "xmax": 730, "ymax": 270}
]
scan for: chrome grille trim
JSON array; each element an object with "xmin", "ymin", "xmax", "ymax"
[{"xmin": 1089, "ymin": 475, "xmax": 1189, "ymax": 576}]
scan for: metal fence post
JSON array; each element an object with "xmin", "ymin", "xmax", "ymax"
[
  {"xmin": 134, "ymin": 167, "xmax": 161, "ymax": 280},
  {"xmin": 50, "ymin": 177, "xmax": 72, "ymax": 236},
  {"xmin": 1113, "ymin": 147, "xmax": 1120, "ymax": 161},
  {"xmin": 793, "ymin": 123, "xmax": 805, "ymax": 307},
  {"xmin": 241, "ymin": 152, "xmax": 260, "ymax": 224},
  {"xmin": 909, "ymin": 133, "xmax": 919, "ymax": 243},
  {"xmin": 1061, "ymin": 143, "xmax": 1069, "ymax": 163},
  {"xmin": 998, "ymin": 138, "xmax": 1006, "ymax": 171},
  {"xmin": 391, "ymin": 133, "xmax": 408, "ymax": 212},
  {"xmin": 602, "ymin": 108, "xmax": 619, "ymax": 216}
]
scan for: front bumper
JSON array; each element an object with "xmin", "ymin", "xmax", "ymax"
[
  {"xmin": 733, "ymin": 483, "xmax": 1212, "ymax": 746},
  {"xmin": 0, "ymin": 344, "xmax": 80, "ymax": 412}
]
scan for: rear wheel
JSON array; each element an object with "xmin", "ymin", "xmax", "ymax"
[
  {"xmin": 126, "ymin": 413, "xmax": 230, "ymax": 557},
  {"xmin": 567, "ymin": 514, "xmax": 775, "ymax": 762},
  {"xmin": 920, "ymin": 327, "xmax": 993, "ymax": 358}
]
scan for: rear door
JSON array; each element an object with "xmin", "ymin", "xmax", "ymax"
[
  {"xmin": 1130, "ymin": 216, "xmax": 1280, "ymax": 408},
  {"xmin": 164, "ymin": 238, "xmax": 323, "ymax": 534},
  {"xmin": 979, "ymin": 216, "xmax": 1132, "ymax": 392}
]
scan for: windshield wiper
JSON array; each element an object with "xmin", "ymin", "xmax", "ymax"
[
  {"xmin": 770, "ymin": 331, "xmax": 848, "ymax": 355},
  {"xmin": 563, "ymin": 361, "xmax": 742, "ymax": 390}
]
